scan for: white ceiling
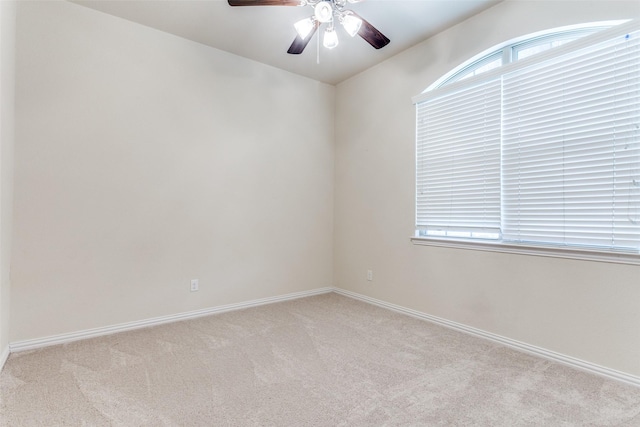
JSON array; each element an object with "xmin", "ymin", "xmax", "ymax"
[{"xmin": 72, "ymin": 0, "xmax": 502, "ymax": 85}]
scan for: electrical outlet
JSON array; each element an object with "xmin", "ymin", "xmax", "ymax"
[
  {"xmin": 366, "ymin": 269, "xmax": 373, "ymax": 281},
  {"xmin": 190, "ymin": 279, "xmax": 199, "ymax": 292}
]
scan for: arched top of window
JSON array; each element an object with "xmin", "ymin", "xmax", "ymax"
[{"xmin": 425, "ymin": 21, "xmax": 628, "ymax": 92}]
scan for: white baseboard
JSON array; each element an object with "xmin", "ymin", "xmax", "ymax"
[
  {"xmin": 333, "ymin": 287, "xmax": 640, "ymax": 388},
  {"xmin": 9, "ymin": 287, "xmax": 333, "ymax": 353},
  {"xmin": 0, "ymin": 345, "xmax": 9, "ymax": 372},
  {"xmin": 8, "ymin": 286, "xmax": 639, "ymax": 388}
]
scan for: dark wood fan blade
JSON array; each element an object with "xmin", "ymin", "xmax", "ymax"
[
  {"xmin": 228, "ymin": 0, "xmax": 300, "ymax": 6},
  {"xmin": 352, "ymin": 13, "xmax": 390, "ymax": 49},
  {"xmin": 287, "ymin": 21, "xmax": 319, "ymax": 54}
]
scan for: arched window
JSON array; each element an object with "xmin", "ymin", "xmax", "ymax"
[
  {"xmin": 412, "ymin": 21, "xmax": 640, "ymax": 263},
  {"xmin": 429, "ymin": 22, "xmax": 623, "ymax": 91}
]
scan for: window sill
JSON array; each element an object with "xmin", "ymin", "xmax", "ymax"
[{"xmin": 410, "ymin": 237, "xmax": 640, "ymax": 266}]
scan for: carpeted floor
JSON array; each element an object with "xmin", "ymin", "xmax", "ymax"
[{"xmin": 1, "ymin": 293, "xmax": 640, "ymax": 426}]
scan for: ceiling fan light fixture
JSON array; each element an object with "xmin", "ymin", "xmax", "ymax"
[
  {"xmin": 294, "ymin": 17, "xmax": 315, "ymax": 39},
  {"xmin": 323, "ymin": 26, "xmax": 339, "ymax": 49},
  {"xmin": 314, "ymin": 2, "xmax": 333, "ymax": 23},
  {"xmin": 226, "ymin": 0, "xmax": 390, "ymax": 55},
  {"xmin": 341, "ymin": 14, "xmax": 362, "ymax": 37}
]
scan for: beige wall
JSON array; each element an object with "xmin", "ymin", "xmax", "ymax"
[
  {"xmin": 0, "ymin": 0, "xmax": 16, "ymax": 355},
  {"xmin": 11, "ymin": 1, "xmax": 334, "ymax": 341},
  {"xmin": 334, "ymin": 0, "xmax": 640, "ymax": 376}
]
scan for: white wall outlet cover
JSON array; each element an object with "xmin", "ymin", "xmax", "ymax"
[{"xmin": 190, "ymin": 279, "xmax": 199, "ymax": 292}]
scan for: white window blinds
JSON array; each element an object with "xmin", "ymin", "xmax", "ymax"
[
  {"xmin": 502, "ymin": 31, "xmax": 640, "ymax": 252},
  {"xmin": 415, "ymin": 22, "xmax": 640, "ymax": 256},
  {"xmin": 416, "ymin": 79, "xmax": 501, "ymax": 238}
]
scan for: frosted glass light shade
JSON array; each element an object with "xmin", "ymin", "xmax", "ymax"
[
  {"xmin": 294, "ymin": 17, "xmax": 315, "ymax": 39},
  {"xmin": 314, "ymin": 2, "xmax": 333, "ymax": 23},
  {"xmin": 342, "ymin": 14, "xmax": 362, "ymax": 37},
  {"xmin": 323, "ymin": 27, "xmax": 339, "ymax": 49}
]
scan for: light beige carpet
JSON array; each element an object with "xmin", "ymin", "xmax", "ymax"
[{"xmin": 1, "ymin": 293, "xmax": 640, "ymax": 426}]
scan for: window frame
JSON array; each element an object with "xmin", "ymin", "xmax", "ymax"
[{"xmin": 411, "ymin": 20, "xmax": 640, "ymax": 265}]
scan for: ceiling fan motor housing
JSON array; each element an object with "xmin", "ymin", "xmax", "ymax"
[{"xmin": 314, "ymin": 2, "xmax": 333, "ymax": 23}]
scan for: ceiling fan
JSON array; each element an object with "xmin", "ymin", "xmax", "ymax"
[{"xmin": 228, "ymin": 0, "xmax": 390, "ymax": 54}]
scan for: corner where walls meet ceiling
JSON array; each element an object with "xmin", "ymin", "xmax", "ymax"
[{"xmin": 71, "ymin": 0, "xmax": 502, "ymax": 85}]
